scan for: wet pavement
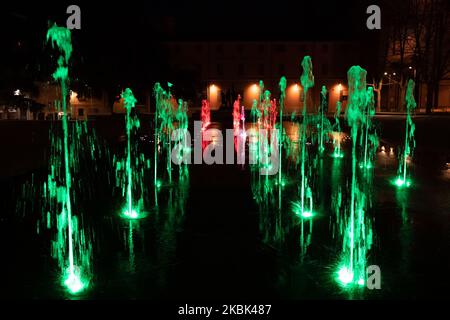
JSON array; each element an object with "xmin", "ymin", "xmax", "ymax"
[{"xmin": 0, "ymin": 114, "xmax": 449, "ymax": 299}]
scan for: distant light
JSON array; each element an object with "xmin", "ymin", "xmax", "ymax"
[
  {"xmin": 393, "ymin": 72, "xmax": 396, "ymax": 76},
  {"xmin": 409, "ymin": 66, "xmax": 413, "ymax": 70},
  {"xmin": 210, "ymin": 84, "xmax": 218, "ymax": 94},
  {"xmin": 70, "ymin": 91, "xmax": 78, "ymax": 102},
  {"xmin": 251, "ymin": 84, "xmax": 259, "ymax": 94},
  {"xmin": 14, "ymin": 89, "xmax": 21, "ymax": 96},
  {"xmin": 384, "ymin": 72, "xmax": 388, "ymax": 75},
  {"xmin": 337, "ymin": 83, "xmax": 342, "ymax": 91}
]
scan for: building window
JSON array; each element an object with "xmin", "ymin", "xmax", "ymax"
[
  {"xmin": 78, "ymin": 108, "xmax": 84, "ymax": 117},
  {"xmin": 238, "ymin": 64, "xmax": 245, "ymax": 76}
]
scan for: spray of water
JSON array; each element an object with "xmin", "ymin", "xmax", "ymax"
[
  {"xmin": 46, "ymin": 24, "xmax": 92, "ymax": 294},
  {"xmin": 394, "ymin": 79, "xmax": 416, "ymax": 188},
  {"xmin": 335, "ymin": 66, "xmax": 373, "ymax": 289}
]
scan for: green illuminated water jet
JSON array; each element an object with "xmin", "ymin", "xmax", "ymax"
[
  {"xmin": 335, "ymin": 66, "xmax": 373, "ymax": 289},
  {"xmin": 360, "ymin": 87, "xmax": 378, "ymax": 170},
  {"xmin": 175, "ymin": 98, "xmax": 189, "ymax": 180},
  {"xmin": 153, "ymin": 83, "xmax": 175, "ymax": 187},
  {"xmin": 46, "ymin": 24, "xmax": 91, "ymax": 294},
  {"xmin": 115, "ymin": 88, "xmax": 147, "ymax": 219},
  {"xmin": 289, "ymin": 56, "xmax": 316, "ymax": 258},
  {"xmin": 394, "ymin": 79, "xmax": 416, "ymax": 188},
  {"xmin": 318, "ymin": 85, "xmax": 327, "ymax": 154},
  {"xmin": 278, "ymin": 77, "xmax": 287, "ymax": 210},
  {"xmin": 332, "ymin": 101, "xmax": 344, "ymax": 158},
  {"xmin": 298, "ymin": 56, "xmax": 315, "ymax": 218}
]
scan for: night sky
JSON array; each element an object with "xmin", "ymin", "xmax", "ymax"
[{"xmin": 1, "ymin": 0, "xmax": 383, "ymax": 95}]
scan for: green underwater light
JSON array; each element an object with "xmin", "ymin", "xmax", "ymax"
[
  {"xmin": 336, "ymin": 266, "xmax": 365, "ymax": 288},
  {"xmin": 332, "ymin": 150, "xmax": 344, "ymax": 158},
  {"xmin": 63, "ymin": 269, "xmax": 87, "ymax": 294},
  {"xmin": 337, "ymin": 266, "xmax": 354, "ymax": 285},
  {"xmin": 300, "ymin": 211, "xmax": 314, "ymax": 218},
  {"xmin": 64, "ymin": 274, "xmax": 84, "ymax": 294},
  {"xmin": 123, "ymin": 209, "xmax": 138, "ymax": 219},
  {"xmin": 393, "ymin": 177, "xmax": 412, "ymax": 188},
  {"xmin": 395, "ymin": 79, "xmax": 416, "ymax": 188},
  {"xmin": 292, "ymin": 200, "xmax": 315, "ymax": 219}
]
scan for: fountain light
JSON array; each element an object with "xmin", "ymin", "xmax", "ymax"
[{"xmin": 337, "ymin": 266, "xmax": 354, "ymax": 285}]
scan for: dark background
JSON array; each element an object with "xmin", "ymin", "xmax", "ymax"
[{"xmin": 0, "ymin": 0, "xmax": 382, "ymax": 98}]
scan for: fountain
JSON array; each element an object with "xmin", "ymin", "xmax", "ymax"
[
  {"xmin": 336, "ymin": 66, "xmax": 373, "ymax": 289},
  {"xmin": 394, "ymin": 79, "xmax": 416, "ymax": 188},
  {"xmin": 175, "ymin": 98, "xmax": 189, "ymax": 179},
  {"xmin": 318, "ymin": 85, "xmax": 327, "ymax": 154},
  {"xmin": 46, "ymin": 24, "xmax": 92, "ymax": 294},
  {"xmin": 360, "ymin": 87, "xmax": 378, "ymax": 170},
  {"xmin": 278, "ymin": 76, "xmax": 287, "ymax": 209},
  {"xmin": 114, "ymin": 88, "xmax": 148, "ymax": 220},
  {"xmin": 297, "ymin": 56, "xmax": 315, "ymax": 218},
  {"xmin": 331, "ymin": 101, "xmax": 345, "ymax": 158},
  {"xmin": 201, "ymin": 99, "xmax": 211, "ymax": 131},
  {"xmin": 233, "ymin": 94, "xmax": 241, "ymax": 136},
  {"xmin": 153, "ymin": 83, "xmax": 175, "ymax": 186}
]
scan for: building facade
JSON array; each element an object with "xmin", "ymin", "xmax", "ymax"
[{"xmin": 163, "ymin": 41, "xmax": 361, "ymax": 114}]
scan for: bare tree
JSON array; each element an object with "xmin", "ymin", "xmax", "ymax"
[
  {"xmin": 411, "ymin": 0, "xmax": 450, "ymax": 113},
  {"xmin": 381, "ymin": 0, "xmax": 449, "ymax": 113}
]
